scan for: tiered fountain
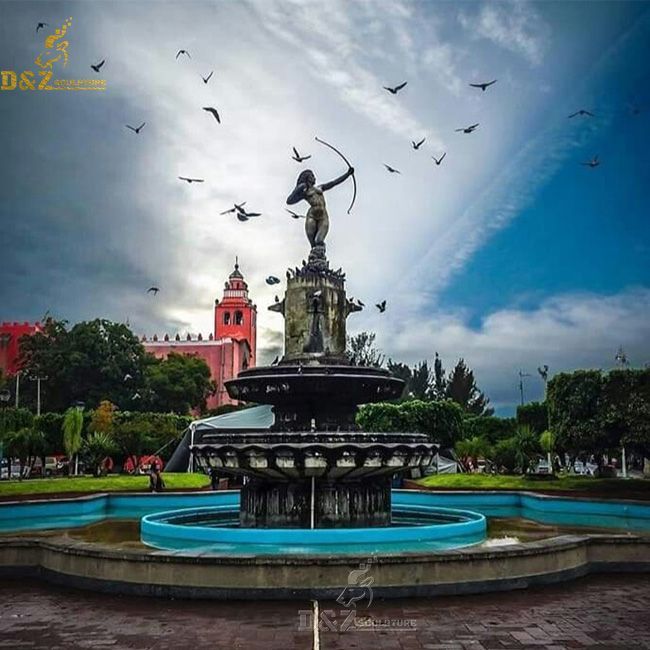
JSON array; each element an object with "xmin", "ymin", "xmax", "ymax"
[{"xmin": 141, "ymin": 163, "xmax": 486, "ymax": 553}]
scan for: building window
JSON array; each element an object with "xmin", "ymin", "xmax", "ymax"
[
  {"xmin": 223, "ymin": 312, "xmax": 231, "ymax": 325},
  {"xmin": 235, "ymin": 310, "xmax": 243, "ymax": 325}
]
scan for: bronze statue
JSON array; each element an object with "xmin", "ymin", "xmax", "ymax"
[{"xmin": 287, "ymin": 166, "xmax": 354, "ymax": 248}]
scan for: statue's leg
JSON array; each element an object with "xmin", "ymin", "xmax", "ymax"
[
  {"xmin": 315, "ymin": 216, "xmax": 329, "ymax": 245},
  {"xmin": 305, "ymin": 216, "xmax": 317, "ymax": 248}
]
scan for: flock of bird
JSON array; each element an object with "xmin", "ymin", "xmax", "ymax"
[{"xmin": 34, "ymin": 20, "xmax": 644, "ymax": 326}]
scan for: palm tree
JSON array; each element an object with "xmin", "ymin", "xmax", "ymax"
[
  {"xmin": 2, "ymin": 427, "xmax": 45, "ymax": 479},
  {"xmin": 62, "ymin": 407, "xmax": 84, "ymax": 475},
  {"xmin": 539, "ymin": 430, "xmax": 556, "ymax": 472},
  {"xmin": 81, "ymin": 432, "xmax": 117, "ymax": 477}
]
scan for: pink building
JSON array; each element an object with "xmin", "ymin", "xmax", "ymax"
[{"xmin": 143, "ymin": 261, "xmax": 257, "ymax": 410}]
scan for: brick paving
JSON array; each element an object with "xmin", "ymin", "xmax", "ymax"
[{"xmin": 0, "ymin": 575, "xmax": 648, "ymax": 649}]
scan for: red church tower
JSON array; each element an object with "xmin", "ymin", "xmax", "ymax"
[
  {"xmin": 214, "ymin": 258, "xmax": 257, "ymax": 368},
  {"xmin": 143, "ymin": 260, "xmax": 257, "ymax": 410}
]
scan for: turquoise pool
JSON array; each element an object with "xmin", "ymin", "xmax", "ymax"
[{"xmin": 1, "ymin": 489, "xmax": 649, "ymax": 556}]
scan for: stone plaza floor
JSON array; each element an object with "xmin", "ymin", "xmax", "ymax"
[{"xmin": 0, "ymin": 574, "xmax": 648, "ymax": 649}]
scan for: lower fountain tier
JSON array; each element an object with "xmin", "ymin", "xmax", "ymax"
[
  {"xmin": 225, "ymin": 365, "xmax": 404, "ymax": 431},
  {"xmin": 191, "ymin": 431, "xmax": 437, "ymax": 482},
  {"xmin": 240, "ymin": 476, "xmax": 392, "ymax": 527}
]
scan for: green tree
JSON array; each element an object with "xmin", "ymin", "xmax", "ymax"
[
  {"xmin": 539, "ymin": 429, "xmax": 556, "ymax": 470},
  {"xmin": 89, "ymin": 400, "xmax": 117, "ymax": 435},
  {"xmin": 513, "ymin": 425, "xmax": 540, "ymax": 473},
  {"xmin": 1, "ymin": 427, "xmax": 45, "ymax": 479},
  {"xmin": 444, "ymin": 358, "xmax": 493, "ymax": 416},
  {"xmin": 517, "ymin": 401, "xmax": 548, "ymax": 434},
  {"xmin": 62, "ymin": 407, "xmax": 84, "ymax": 474},
  {"xmin": 18, "ymin": 318, "xmax": 148, "ymax": 412},
  {"xmin": 346, "ymin": 332, "xmax": 385, "ymax": 367},
  {"xmin": 357, "ymin": 399, "xmax": 464, "ymax": 448},
  {"xmin": 431, "ymin": 352, "xmax": 447, "ymax": 400},
  {"xmin": 463, "ymin": 415, "xmax": 517, "ymax": 445},
  {"xmin": 144, "ymin": 353, "xmax": 215, "ymax": 414},
  {"xmin": 548, "ymin": 370, "xmax": 612, "ymax": 466},
  {"xmin": 409, "ymin": 361, "xmax": 433, "ymax": 399},
  {"xmin": 455, "ymin": 436, "xmax": 492, "ymax": 465},
  {"xmin": 81, "ymin": 432, "xmax": 118, "ymax": 477},
  {"xmin": 601, "ymin": 368, "xmax": 650, "ymax": 458}
]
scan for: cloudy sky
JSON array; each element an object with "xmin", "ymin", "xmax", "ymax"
[{"xmin": 1, "ymin": 1, "xmax": 649, "ymax": 414}]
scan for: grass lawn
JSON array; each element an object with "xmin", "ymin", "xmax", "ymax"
[
  {"xmin": 416, "ymin": 473, "xmax": 650, "ymax": 497},
  {"xmin": 0, "ymin": 473, "xmax": 210, "ymax": 498}
]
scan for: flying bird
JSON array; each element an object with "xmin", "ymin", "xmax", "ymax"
[
  {"xmin": 568, "ymin": 109, "xmax": 595, "ymax": 118},
  {"xmin": 125, "ymin": 122, "xmax": 146, "ymax": 134},
  {"xmin": 178, "ymin": 176, "xmax": 204, "ymax": 183},
  {"xmin": 375, "ymin": 300, "xmax": 387, "ymax": 313},
  {"xmin": 221, "ymin": 202, "xmax": 246, "ymax": 215},
  {"xmin": 455, "ymin": 123, "xmax": 479, "ymax": 134},
  {"xmin": 274, "ymin": 295, "xmax": 280, "ymax": 303},
  {"xmin": 90, "ymin": 59, "xmax": 105, "ymax": 73},
  {"xmin": 469, "ymin": 80, "xmax": 497, "ymax": 92},
  {"xmin": 432, "ymin": 152, "xmax": 446, "ymax": 166},
  {"xmin": 176, "ymin": 49, "xmax": 191, "ymax": 59},
  {"xmin": 36, "ymin": 22, "xmax": 48, "ymax": 32},
  {"xmin": 384, "ymin": 164, "xmax": 401, "ymax": 174},
  {"xmin": 202, "ymin": 106, "xmax": 221, "ymax": 124},
  {"xmin": 286, "ymin": 208, "xmax": 305, "ymax": 219},
  {"xmin": 266, "ymin": 276, "xmax": 281, "ymax": 285},
  {"xmin": 357, "ymin": 299, "xmax": 365, "ymax": 307},
  {"xmin": 132, "ymin": 392, "xmax": 141, "ymax": 400},
  {"xmin": 412, "ymin": 138, "xmax": 425, "ymax": 150},
  {"xmin": 292, "ymin": 147, "xmax": 311, "ymax": 163},
  {"xmin": 237, "ymin": 207, "xmax": 261, "ymax": 218},
  {"xmin": 383, "ymin": 81, "xmax": 407, "ymax": 95},
  {"xmin": 580, "ymin": 155, "xmax": 600, "ymax": 168},
  {"xmin": 147, "ymin": 287, "xmax": 159, "ymax": 295},
  {"xmin": 537, "ymin": 365, "xmax": 549, "ymax": 382},
  {"xmin": 201, "ymin": 71, "xmax": 214, "ymax": 85},
  {"xmin": 123, "ymin": 373, "xmax": 133, "ymax": 382}
]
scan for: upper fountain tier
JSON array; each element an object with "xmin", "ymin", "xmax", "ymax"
[{"xmin": 226, "ymin": 244, "xmax": 402, "ymax": 431}]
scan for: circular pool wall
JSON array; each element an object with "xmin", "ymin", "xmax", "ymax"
[{"xmin": 140, "ymin": 495, "xmax": 487, "ymax": 555}]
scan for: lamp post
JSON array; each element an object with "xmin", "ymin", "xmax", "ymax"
[
  {"xmin": 28, "ymin": 374, "xmax": 48, "ymax": 416},
  {"xmin": 518, "ymin": 370, "xmax": 531, "ymax": 406}
]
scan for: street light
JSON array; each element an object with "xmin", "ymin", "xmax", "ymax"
[
  {"xmin": 28, "ymin": 373, "xmax": 48, "ymax": 416},
  {"xmin": 518, "ymin": 370, "xmax": 531, "ymax": 406}
]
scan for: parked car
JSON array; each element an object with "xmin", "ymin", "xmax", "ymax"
[
  {"xmin": 0, "ymin": 458, "xmax": 22, "ymax": 480},
  {"xmin": 533, "ymin": 460, "xmax": 551, "ymax": 474},
  {"xmin": 573, "ymin": 460, "xmax": 596, "ymax": 476}
]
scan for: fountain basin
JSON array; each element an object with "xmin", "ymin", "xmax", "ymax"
[{"xmin": 140, "ymin": 501, "xmax": 486, "ymax": 554}]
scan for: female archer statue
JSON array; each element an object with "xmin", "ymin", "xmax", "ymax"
[{"xmin": 286, "ymin": 165, "xmax": 354, "ymax": 249}]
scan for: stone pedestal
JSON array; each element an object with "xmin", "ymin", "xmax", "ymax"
[{"xmin": 240, "ymin": 477, "xmax": 392, "ymax": 528}]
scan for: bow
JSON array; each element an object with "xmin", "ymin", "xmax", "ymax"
[{"xmin": 315, "ymin": 136, "xmax": 357, "ymax": 214}]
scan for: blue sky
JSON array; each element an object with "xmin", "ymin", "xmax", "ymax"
[{"xmin": 0, "ymin": 1, "xmax": 649, "ymax": 414}]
